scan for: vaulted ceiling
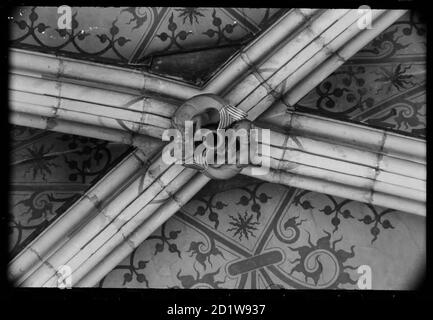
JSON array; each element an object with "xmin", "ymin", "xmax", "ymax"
[{"xmin": 9, "ymin": 8, "xmax": 426, "ymax": 289}]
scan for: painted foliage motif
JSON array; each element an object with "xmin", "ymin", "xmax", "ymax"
[
  {"xmin": 9, "ymin": 125, "xmax": 130, "ymax": 257},
  {"xmin": 294, "ymin": 11, "xmax": 426, "ymax": 138},
  {"xmin": 100, "ymin": 177, "xmax": 425, "ymax": 289},
  {"xmin": 9, "ymin": 7, "xmax": 287, "ymax": 85}
]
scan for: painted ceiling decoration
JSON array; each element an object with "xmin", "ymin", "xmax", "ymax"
[
  {"xmin": 8, "ymin": 8, "xmax": 425, "ymax": 290},
  {"xmin": 294, "ymin": 11, "xmax": 426, "ymax": 138},
  {"xmin": 10, "ymin": 7, "xmax": 287, "ymax": 85},
  {"xmin": 99, "ymin": 178, "xmax": 424, "ymax": 289},
  {"xmin": 10, "ymin": 126, "xmax": 131, "ymax": 258}
]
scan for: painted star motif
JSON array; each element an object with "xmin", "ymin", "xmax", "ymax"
[
  {"xmin": 175, "ymin": 7, "xmax": 206, "ymax": 25},
  {"xmin": 227, "ymin": 211, "xmax": 259, "ymax": 241}
]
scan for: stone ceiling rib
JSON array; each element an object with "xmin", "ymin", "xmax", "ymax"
[
  {"xmin": 9, "ymin": 111, "xmax": 159, "ymax": 149},
  {"xmin": 242, "ymin": 123, "xmax": 425, "ymax": 215},
  {"xmin": 8, "ymin": 147, "xmax": 160, "ymax": 283},
  {"xmin": 259, "ymin": 108, "xmax": 425, "ymax": 164},
  {"xmin": 204, "ymin": 9, "xmax": 320, "ymax": 94},
  {"xmin": 10, "ymin": 48, "xmax": 201, "ymax": 101},
  {"xmin": 283, "ymin": 10, "xmax": 409, "ymax": 107}
]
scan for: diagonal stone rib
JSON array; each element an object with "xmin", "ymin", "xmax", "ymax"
[
  {"xmin": 225, "ymin": 9, "xmax": 353, "ymax": 109},
  {"xmin": 10, "ymin": 48, "xmax": 201, "ymax": 101},
  {"xmin": 241, "ymin": 10, "xmax": 388, "ymax": 118},
  {"xmin": 8, "ymin": 145, "xmax": 162, "ymax": 283},
  {"xmin": 77, "ymin": 173, "xmax": 210, "ymax": 287},
  {"xmin": 9, "ymin": 9, "xmax": 408, "ymax": 287},
  {"xmin": 9, "ymin": 111, "xmax": 159, "ymax": 149},
  {"xmin": 258, "ymin": 107, "xmax": 425, "ymax": 164},
  {"xmin": 204, "ymin": 9, "xmax": 320, "ymax": 94},
  {"xmin": 9, "ymin": 73, "xmax": 179, "ymax": 141},
  {"xmin": 23, "ymin": 163, "xmax": 196, "ymax": 287},
  {"xmin": 282, "ymin": 10, "xmax": 408, "ymax": 107},
  {"xmin": 243, "ymin": 121, "xmax": 425, "ymax": 215},
  {"xmin": 43, "ymin": 166, "xmax": 198, "ymax": 287}
]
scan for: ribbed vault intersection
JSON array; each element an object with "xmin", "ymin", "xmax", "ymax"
[{"xmin": 9, "ymin": 8, "xmax": 426, "ymax": 289}]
